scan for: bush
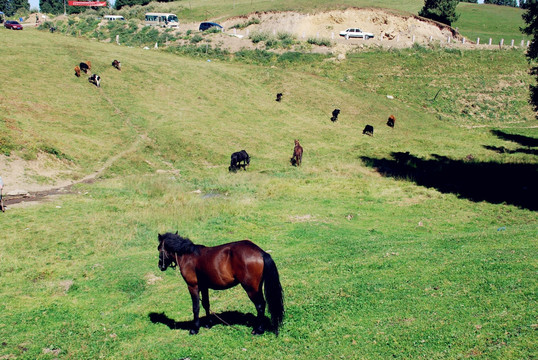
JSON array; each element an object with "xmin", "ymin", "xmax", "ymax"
[
  {"xmin": 230, "ymin": 17, "xmax": 260, "ymax": 29},
  {"xmin": 190, "ymin": 34, "xmax": 203, "ymax": 44},
  {"xmin": 307, "ymin": 37, "xmax": 332, "ymax": 47},
  {"xmin": 250, "ymin": 31, "xmax": 271, "ymax": 44}
]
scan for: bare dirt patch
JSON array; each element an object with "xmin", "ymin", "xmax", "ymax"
[{"xmin": 179, "ymin": 8, "xmax": 464, "ymax": 54}]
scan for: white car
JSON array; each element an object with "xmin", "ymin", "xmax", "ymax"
[{"xmin": 339, "ymin": 28, "xmax": 374, "ymax": 40}]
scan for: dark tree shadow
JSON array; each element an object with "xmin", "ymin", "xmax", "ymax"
[
  {"xmin": 149, "ymin": 311, "xmax": 271, "ymax": 333},
  {"xmin": 483, "ymin": 145, "xmax": 538, "ymax": 156},
  {"xmin": 360, "ymin": 152, "xmax": 538, "ymax": 211},
  {"xmin": 491, "ymin": 130, "xmax": 538, "ymax": 148}
]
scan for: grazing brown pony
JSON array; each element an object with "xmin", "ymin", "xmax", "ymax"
[
  {"xmin": 74, "ymin": 66, "xmax": 81, "ymax": 77},
  {"xmin": 112, "ymin": 59, "xmax": 121, "ymax": 71},
  {"xmin": 291, "ymin": 139, "xmax": 303, "ymax": 166},
  {"xmin": 158, "ymin": 232, "xmax": 284, "ymax": 335}
]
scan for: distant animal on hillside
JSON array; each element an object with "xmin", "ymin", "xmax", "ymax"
[
  {"xmin": 387, "ymin": 115, "xmax": 396, "ymax": 128},
  {"xmin": 229, "ymin": 150, "xmax": 250, "ymax": 172},
  {"xmin": 112, "ymin": 59, "xmax": 121, "ymax": 71},
  {"xmin": 291, "ymin": 139, "xmax": 303, "ymax": 166},
  {"xmin": 157, "ymin": 232, "xmax": 284, "ymax": 335},
  {"xmin": 331, "ymin": 109, "xmax": 340, "ymax": 122},
  {"xmin": 362, "ymin": 125, "xmax": 374, "ymax": 136},
  {"xmin": 88, "ymin": 74, "xmax": 101, "ymax": 87},
  {"xmin": 275, "ymin": 93, "xmax": 283, "ymax": 102},
  {"xmin": 49, "ymin": 26, "xmax": 56, "ymax": 33},
  {"xmin": 74, "ymin": 66, "xmax": 81, "ymax": 77},
  {"xmin": 79, "ymin": 61, "xmax": 91, "ymax": 74}
]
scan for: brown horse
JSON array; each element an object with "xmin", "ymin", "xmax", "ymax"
[
  {"xmin": 291, "ymin": 139, "xmax": 303, "ymax": 166},
  {"xmin": 157, "ymin": 232, "xmax": 284, "ymax": 335}
]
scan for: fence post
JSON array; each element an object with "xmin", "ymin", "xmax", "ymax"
[
  {"xmin": 447, "ymin": 36, "xmax": 451, "ymax": 44},
  {"xmin": 500, "ymin": 38, "xmax": 504, "ymax": 47},
  {"xmin": 116, "ymin": 34, "xmax": 119, "ymax": 45},
  {"xmin": 462, "ymin": 37, "xmax": 466, "ymax": 45},
  {"xmin": 489, "ymin": 38, "xmax": 492, "ymax": 46},
  {"xmin": 412, "ymin": 35, "xmax": 415, "ymax": 43},
  {"xmin": 521, "ymin": 40, "xmax": 524, "ymax": 47},
  {"xmin": 477, "ymin": 37, "xmax": 480, "ymax": 45},
  {"xmin": 527, "ymin": 40, "xmax": 530, "ymax": 47},
  {"xmin": 510, "ymin": 39, "xmax": 514, "ymax": 47},
  {"xmin": 429, "ymin": 35, "xmax": 433, "ymax": 42}
]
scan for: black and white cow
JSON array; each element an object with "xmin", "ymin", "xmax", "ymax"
[{"xmin": 88, "ymin": 74, "xmax": 101, "ymax": 87}]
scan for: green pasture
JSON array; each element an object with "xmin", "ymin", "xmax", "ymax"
[{"xmin": 0, "ymin": 25, "xmax": 536, "ymax": 360}]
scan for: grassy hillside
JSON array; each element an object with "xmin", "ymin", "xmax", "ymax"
[
  {"xmin": 98, "ymin": 0, "xmax": 529, "ymax": 45},
  {"xmin": 0, "ymin": 27, "xmax": 537, "ymax": 359},
  {"xmin": 454, "ymin": 2, "xmax": 529, "ymax": 44},
  {"xmin": 43, "ymin": 0, "xmax": 529, "ymax": 46}
]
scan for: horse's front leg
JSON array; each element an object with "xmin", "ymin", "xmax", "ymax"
[
  {"xmin": 201, "ymin": 287, "xmax": 213, "ymax": 329},
  {"xmin": 188, "ymin": 285, "xmax": 200, "ymax": 335}
]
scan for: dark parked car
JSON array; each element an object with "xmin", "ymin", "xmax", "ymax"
[
  {"xmin": 199, "ymin": 22, "xmax": 222, "ymax": 32},
  {"xmin": 4, "ymin": 20, "xmax": 23, "ymax": 30}
]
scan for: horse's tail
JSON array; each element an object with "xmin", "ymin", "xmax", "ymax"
[{"xmin": 262, "ymin": 252, "xmax": 284, "ymax": 335}]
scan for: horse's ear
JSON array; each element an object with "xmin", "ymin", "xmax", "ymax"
[
  {"xmin": 175, "ymin": 231, "xmax": 178, "ymax": 235},
  {"xmin": 158, "ymin": 233, "xmax": 163, "ymax": 241}
]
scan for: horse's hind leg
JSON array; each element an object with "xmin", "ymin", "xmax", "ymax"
[{"xmin": 244, "ymin": 287, "xmax": 266, "ymax": 335}]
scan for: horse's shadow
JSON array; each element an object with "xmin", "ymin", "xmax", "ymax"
[{"xmin": 149, "ymin": 311, "xmax": 271, "ymax": 332}]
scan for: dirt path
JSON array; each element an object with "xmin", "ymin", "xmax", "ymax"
[{"xmin": 1, "ymin": 88, "xmax": 149, "ymax": 209}]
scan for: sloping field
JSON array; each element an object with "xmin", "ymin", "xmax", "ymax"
[{"xmin": 0, "ymin": 27, "xmax": 537, "ymax": 359}]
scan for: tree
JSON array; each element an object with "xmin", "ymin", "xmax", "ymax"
[
  {"xmin": 521, "ymin": 0, "xmax": 538, "ymax": 115},
  {"xmin": 0, "ymin": 0, "xmax": 29, "ymax": 16},
  {"xmin": 11, "ymin": 0, "xmax": 29, "ymax": 13},
  {"xmin": 419, "ymin": 0, "xmax": 460, "ymax": 26},
  {"xmin": 0, "ymin": 0, "xmax": 14, "ymax": 16},
  {"xmin": 40, "ymin": 0, "xmax": 63, "ymax": 14}
]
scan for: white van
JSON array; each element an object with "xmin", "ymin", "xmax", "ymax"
[
  {"xmin": 104, "ymin": 15, "xmax": 125, "ymax": 21},
  {"xmin": 144, "ymin": 13, "xmax": 179, "ymax": 28}
]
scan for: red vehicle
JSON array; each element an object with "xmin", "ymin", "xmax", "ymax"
[{"xmin": 4, "ymin": 20, "xmax": 23, "ymax": 30}]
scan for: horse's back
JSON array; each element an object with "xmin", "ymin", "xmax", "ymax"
[{"xmin": 198, "ymin": 240, "xmax": 264, "ymax": 290}]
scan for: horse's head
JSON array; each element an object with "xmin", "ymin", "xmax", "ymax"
[{"xmin": 158, "ymin": 233, "xmax": 178, "ymax": 271}]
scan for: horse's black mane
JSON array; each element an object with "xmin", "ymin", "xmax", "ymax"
[{"xmin": 159, "ymin": 232, "xmax": 203, "ymax": 255}]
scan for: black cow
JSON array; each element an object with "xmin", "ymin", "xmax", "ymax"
[
  {"xmin": 387, "ymin": 115, "xmax": 395, "ymax": 128},
  {"xmin": 49, "ymin": 27, "xmax": 56, "ymax": 33},
  {"xmin": 80, "ymin": 62, "xmax": 90, "ymax": 74},
  {"xmin": 362, "ymin": 125, "xmax": 374, "ymax": 136},
  {"xmin": 275, "ymin": 93, "xmax": 283, "ymax": 102},
  {"xmin": 331, "ymin": 109, "xmax": 340, "ymax": 122},
  {"xmin": 229, "ymin": 150, "xmax": 250, "ymax": 172},
  {"xmin": 88, "ymin": 74, "xmax": 101, "ymax": 87}
]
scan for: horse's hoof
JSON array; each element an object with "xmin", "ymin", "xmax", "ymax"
[
  {"xmin": 251, "ymin": 327, "xmax": 265, "ymax": 335},
  {"xmin": 189, "ymin": 329, "xmax": 199, "ymax": 335}
]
